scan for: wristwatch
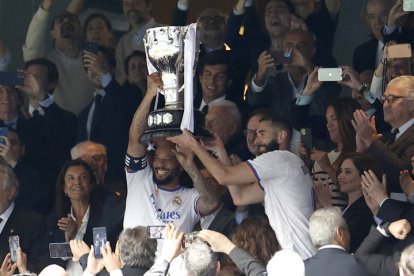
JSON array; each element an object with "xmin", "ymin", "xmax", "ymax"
[{"xmin": 381, "ymin": 221, "xmax": 392, "ymax": 236}]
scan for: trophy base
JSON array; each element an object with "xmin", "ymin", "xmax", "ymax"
[{"xmin": 139, "ymin": 108, "xmax": 210, "ymax": 144}]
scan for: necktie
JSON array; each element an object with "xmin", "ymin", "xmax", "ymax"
[
  {"xmin": 201, "ymin": 104, "xmax": 209, "ymax": 115},
  {"xmin": 386, "ymin": 128, "xmax": 399, "ymax": 145},
  {"xmin": 91, "ymin": 94, "xmax": 103, "ymax": 135}
]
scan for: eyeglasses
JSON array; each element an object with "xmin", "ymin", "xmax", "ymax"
[{"xmin": 380, "ymin": 95, "xmax": 413, "ymax": 103}]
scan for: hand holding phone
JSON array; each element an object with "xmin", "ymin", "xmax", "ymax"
[
  {"xmin": 147, "ymin": 225, "xmax": 165, "ymax": 239},
  {"xmin": 318, "ymin": 68, "xmax": 342, "ymax": 82},
  {"xmin": 9, "ymin": 235, "xmax": 20, "ymax": 262},
  {"xmin": 93, "ymin": 227, "xmax": 107, "ymax": 259},
  {"xmin": 49, "ymin": 242, "xmax": 73, "ymax": 258}
]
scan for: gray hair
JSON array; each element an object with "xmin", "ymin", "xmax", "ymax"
[
  {"xmin": 184, "ymin": 240, "xmax": 217, "ymax": 276},
  {"xmin": 70, "ymin": 141, "xmax": 107, "ymax": 160},
  {"xmin": 387, "ymin": 75, "xmax": 414, "ymax": 97},
  {"xmin": 399, "ymin": 243, "xmax": 414, "ymax": 276},
  {"xmin": 118, "ymin": 226, "xmax": 157, "ymax": 268},
  {"xmin": 0, "ymin": 165, "xmax": 19, "ymax": 191},
  {"xmin": 309, "ymin": 207, "xmax": 347, "ymax": 248},
  {"xmin": 209, "ymin": 100, "xmax": 242, "ymax": 134}
]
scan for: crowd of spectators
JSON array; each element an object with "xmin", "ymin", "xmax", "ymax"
[{"xmin": 1, "ymin": 0, "xmax": 414, "ymax": 275}]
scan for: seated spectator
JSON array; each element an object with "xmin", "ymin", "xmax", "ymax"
[
  {"xmin": 0, "ymin": 128, "xmax": 50, "ymax": 215},
  {"xmin": 353, "ymin": 75, "xmax": 414, "ymax": 193},
  {"xmin": 224, "ymin": 216, "xmax": 280, "ymax": 275},
  {"xmin": 44, "ymin": 159, "xmax": 102, "ymax": 275},
  {"xmin": 319, "ymin": 153, "xmax": 380, "ymax": 253},
  {"xmin": 0, "ymin": 165, "xmax": 44, "ymax": 273},
  {"xmin": 296, "ymin": 94, "xmax": 360, "ymax": 209},
  {"xmin": 83, "ymin": 13, "xmax": 114, "ymax": 49},
  {"xmin": 305, "ymin": 207, "xmax": 372, "ymax": 276},
  {"xmin": 205, "ymin": 100, "xmax": 249, "ymax": 161}
]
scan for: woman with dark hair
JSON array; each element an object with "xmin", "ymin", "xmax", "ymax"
[
  {"xmin": 84, "ymin": 13, "xmax": 114, "ymax": 48},
  {"xmin": 327, "ymin": 153, "xmax": 380, "ymax": 253},
  {"xmin": 223, "ymin": 216, "xmax": 280, "ymax": 275},
  {"xmin": 44, "ymin": 159, "xmax": 103, "ymax": 275}
]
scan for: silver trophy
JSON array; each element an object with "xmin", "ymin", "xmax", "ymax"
[{"xmin": 141, "ymin": 25, "xmax": 207, "ymax": 143}]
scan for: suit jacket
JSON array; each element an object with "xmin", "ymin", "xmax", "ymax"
[
  {"xmin": 353, "ymin": 38, "xmax": 378, "ymax": 74},
  {"xmin": 367, "ymin": 123, "xmax": 414, "ymax": 193},
  {"xmin": 0, "ymin": 206, "xmax": 45, "ymax": 273},
  {"xmin": 19, "ymin": 103, "xmax": 77, "ymax": 182},
  {"xmin": 77, "ymin": 79, "xmax": 130, "ymax": 182},
  {"xmin": 355, "ymin": 226, "xmax": 400, "ymax": 276},
  {"xmin": 305, "ymin": 247, "xmax": 372, "ymax": 276},
  {"xmin": 40, "ymin": 205, "xmax": 102, "ymax": 268},
  {"xmin": 343, "ymin": 196, "xmax": 374, "ymax": 253},
  {"xmin": 198, "ymin": 205, "xmax": 236, "ymax": 238}
]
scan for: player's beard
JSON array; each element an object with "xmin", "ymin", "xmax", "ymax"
[
  {"xmin": 153, "ymin": 167, "xmax": 181, "ymax": 186},
  {"xmin": 256, "ymin": 139, "xmax": 279, "ymax": 156}
]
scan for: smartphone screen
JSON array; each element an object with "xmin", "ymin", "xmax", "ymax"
[
  {"xmin": 9, "ymin": 235, "xmax": 19, "ymax": 262},
  {"xmin": 49, "ymin": 242, "xmax": 73, "ymax": 258},
  {"xmin": 147, "ymin": 226, "xmax": 165, "ymax": 239},
  {"xmin": 93, "ymin": 227, "xmax": 107, "ymax": 259}
]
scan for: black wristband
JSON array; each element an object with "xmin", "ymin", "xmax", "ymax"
[{"xmin": 125, "ymin": 154, "xmax": 147, "ymax": 172}]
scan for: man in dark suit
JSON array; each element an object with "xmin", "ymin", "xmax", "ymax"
[
  {"xmin": 77, "ymin": 47, "xmax": 130, "ymax": 182},
  {"xmin": 355, "ymin": 219, "xmax": 412, "ymax": 276},
  {"xmin": 0, "ymin": 165, "xmax": 44, "ymax": 273},
  {"xmin": 353, "ymin": 75, "xmax": 414, "ymax": 193},
  {"xmin": 305, "ymin": 207, "xmax": 371, "ymax": 276},
  {"xmin": 19, "ymin": 58, "xmax": 77, "ymax": 190}
]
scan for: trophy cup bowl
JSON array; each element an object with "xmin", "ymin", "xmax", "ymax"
[{"xmin": 140, "ymin": 26, "xmax": 208, "ymax": 144}]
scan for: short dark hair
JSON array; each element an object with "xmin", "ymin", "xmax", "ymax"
[
  {"xmin": 124, "ymin": 50, "xmax": 146, "ymax": 76},
  {"xmin": 25, "ymin": 58, "xmax": 59, "ymax": 85},
  {"xmin": 198, "ymin": 50, "xmax": 232, "ymax": 79},
  {"xmin": 260, "ymin": 113, "xmax": 292, "ymax": 141},
  {"xmin": 84, "ymin": 13, "xmax": 113, "ymax": 34},
  {"xmin": 340, "ymin": 153, "xmax": 383, "ymax": 180}
]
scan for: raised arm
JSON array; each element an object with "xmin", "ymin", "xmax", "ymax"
[
  {"xmin": 172, "ymin": 146, "xmax": 220, "ymax": 216},
  {"xmin": 22, "ymin": 0, "xmax": 54, "ymax": 61},
  {"xmin": 168, "ymin": 130, "xmax": 256, "ymax": 186},
  {"xmin": 127, "ymin": 73, "xmax": 162, "ymax": 157}
]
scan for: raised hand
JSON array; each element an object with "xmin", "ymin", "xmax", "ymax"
[
  {"xmin": 160, "ymin": 223, "xmax": 184, "ymax": 262},
  {"xmin": 0, "ymin": 254, "xmax": 17, "ymax": 276},
  {"xmin": 57, "ymin": 214, "xmax": 76, "ymax": 241},
  {"xmin": 400, "ymin": 170, "xmax": 414, "ymax": 198},
  {"xmin": 69, "ymin": 239, "xmax": 90, "ymax": 262},
  {"xmin": 361, "ymin": 171, "xmax": 388, "ymax": 205},
  {"xmin": 302, "ymin": 67, "xmax": 321, "ymax": 96},
  {"xmin": 101, "ymin": 242, "xmax": 121, "ymax": 272},
  {"xmin": 255, "ymin": 51, "xmax": 275, "ymax": 85},
  {"xmin": 388, "ymin": 219, "xmax": 411, "ymax": 240},
  {"xmin": 197, "ymin": 230, "xmax": 236, "ymax": 255},
  {"xmin": 351, "ymin": 110, "xmax": 380, "ymax": 148}
]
